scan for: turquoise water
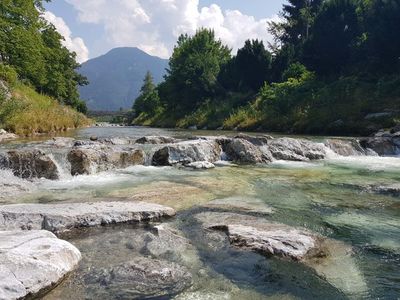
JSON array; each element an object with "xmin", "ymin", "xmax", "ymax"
[{"xmin": 1, "ymin": 127, "xmax": 399, "ymax": 299}]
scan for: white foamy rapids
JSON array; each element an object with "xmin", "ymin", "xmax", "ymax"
[
  {"xmin": 38, "ymin": 170, "xmax": 134, "ymax": 191},
  {"xmin": 325, "ymin": 155, "xmax": 400, "ymax": 172},
  {"xmin": 270, "ymin": 160, "xmax": 322, "ymax": 168},
  {"xmin": 0, "ymin": 169, "xmax": 36, "ymax": 200}
]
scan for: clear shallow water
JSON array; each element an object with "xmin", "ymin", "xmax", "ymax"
[{"xmin": 1, "ymin": 127, "xmax": 400, "ymax": 299}]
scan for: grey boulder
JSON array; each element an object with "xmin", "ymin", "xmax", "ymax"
[
  {"xmin": 222, "ymin": 138, "xmax": 273, "ymax": 164},
  {"xmin": 152, "ymin": 140, "xmax": 221, "ymax": 166},
  {"xmin": 268, "ymin": 138, "xmax": 327, "ymax": 161},
  {"xmin": 0, "ymin": 149, "xmax": 59, "ymax": 180},
  {"xmin": 0, "ymin": 230, "xmax": 81, "ymax": 300},
  {"xmin": 67, "ymin": 146, "xmax": 145, "ymax": 175}
]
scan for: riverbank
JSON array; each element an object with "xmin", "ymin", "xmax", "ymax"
[{"xmin": 0, "ymin": 80, "xmax": 92, "ymax": 137}]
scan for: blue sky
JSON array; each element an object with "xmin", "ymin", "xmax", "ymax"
[{"xmin": 44, "ymin": 1, "xmax": 286, "ymax": 62}]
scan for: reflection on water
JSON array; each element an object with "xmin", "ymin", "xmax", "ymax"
[{"xmin": 1, "ymin": 126, "xmax": 400, "ymax": 299}]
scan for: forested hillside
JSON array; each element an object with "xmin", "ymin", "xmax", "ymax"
[
  {"xmin": 134, "ymin": 0, "xmax": 400, "ymax": 136},
  {"xmin": 0, "ymin": 0, "xmax": 90, "ymax": 135}
]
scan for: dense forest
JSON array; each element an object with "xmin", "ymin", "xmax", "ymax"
[
  {"xmin": 134, "ymin": 0, "xmax": 400, "ymax": 136},
  {"xmin": 0, "ymin": 0, "xmax": 90, "ymax": 135}
]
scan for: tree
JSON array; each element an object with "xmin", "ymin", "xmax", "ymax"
[
  {"xmin": 302, "ymin": 0, "xmax": 360, "ymax": 76},
  {"xmin": 0, "ymin": 0, "xmax": 88, "ymax": 112},
  {"xmin": 161, "ymin": 29, "xmax": 231, "ymax": 113},
  {"xmin": 219, "ymin": 40, "xmax": 272, "ymax": 92},
  {"xmin": 133, "ymin": 71, "xmax": 161, "ymax": 116}
]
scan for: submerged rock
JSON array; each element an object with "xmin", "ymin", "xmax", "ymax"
[
  {"xmin": 0, "ymin": 201, "xmax": 176, "ymax": 233},
  {"xmin": 67, "ymin": 146, "xmax": 145, "ymax": 175},
  {"xmin": 204, "ymin": 197, "xmax": 274, "ymax": 215},
  {"xmin": 152, "ymin": 140, "xmax": 221, "ymax": 166},
  {"xmin": 268, "ymin": 138, "xmax": 327, "ymax": 161},
  {"xmin": 0, "ymin": 149, "xmax": 59, "ymax": 180},
  {"xmin": 195, "ymin": 212, "xmax": 368, "ymax": 296},
  {"xmin": 135, "ymin": 136, "xmax": 177, "ymax": 144},
  {"xmin": 222, "ymin": 138, "xmax": 273, "ymax": 164},
  {"xmin": 84, "ymin": 257, "xmax": 192, "ymax": 299},
  {"xmin": 0, "ymin": 230, "xmax": 81, "ymax": 300}
]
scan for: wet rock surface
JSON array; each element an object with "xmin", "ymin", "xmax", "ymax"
[
  {"xmin": 222, "ymin": 138, "xmax": 273, "ymax": 164},
  {"xmin": 0, "ymin": 149, "xmax": 59, "ymax": 180},
  {"xmin": 152, "ymin": 140, "xmax": 221, "ymax": 166},
  {"xmin": 360, "ymin": 136, "xmax": 399, "ymax": 156},
  {"xmin": 0, "ymin": 201, "xmax": 176, "ymax": 232},
  {"xmin": 67, "ymin": 146, "xmax": 145, "ymax": 175},
  {"xmin": 0, "ymin": 230, "xmax": 81, "ymax": 300},
  {"xmin": 84, "ymin": 257, "xmax": 192, "ymax": 299},
  {"xmin": 268, "ymin": 138, "xmax": 327, "ymax": 161}
]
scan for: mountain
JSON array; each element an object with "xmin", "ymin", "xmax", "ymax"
[{"xmin": 78, "ymin": 47, "xmax": 168, "ymax": 111}]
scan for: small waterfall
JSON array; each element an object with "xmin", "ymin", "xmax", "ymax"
[{"xmin": 47, "ymin": 152, "xmax": 72, "ymax": 180}]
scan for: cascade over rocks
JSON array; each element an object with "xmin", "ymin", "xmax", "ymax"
[
  {"xmin": 0, "ymin": 149, "xmax": 59, "ymax": 180},
  {"xmin": 152, "ymin": 139, "xmax": 221, "ymax": 166},
  {"xmin": 325, "ymin": 139, "xmax": 372, "ymax": 156},
  {"xmin": 0, "ymin": 230, "xmax": 81, "ymax": 300},
  {"xmin": 0, "ymin": 201, "xmax": 176, "ymax": 233},
  {"xmin": 67, "ymin": 145, "xmax": 145, "ymax": 175},
  {"xmin": 84, "ymin": 257, "xmax": 192, "ymax": 299}
]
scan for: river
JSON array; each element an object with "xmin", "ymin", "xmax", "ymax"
[{"xmin": 0, "ymin": 126, "xmax": 399, "ymax": 299}]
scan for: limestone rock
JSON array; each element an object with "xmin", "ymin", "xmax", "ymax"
[
  {"xmin": 67, "ymin": 147, "xmax": 145, "ymax": 175},
  {"xmin": 222, "ymin": 138, "xmax": 273, "ymax": 164},
  {"xmin": 152, "ymin": 140, "xmax": 221, "ymax": 166},
  {"xmin": 195, "ymin": 212, "xmax": 317, "ymax": 260},
  {"xmin": 268, "ymin": 138, "xmax": 327, "ymax": 161},
  {"xmin": 0, "ymin": 230, "xmax": 81, "ymax": 300},
  {"xmin": 0, "ymin": 201, "xmax": 176, "ymax": 233}
]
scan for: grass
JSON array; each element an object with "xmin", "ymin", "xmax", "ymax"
[{"xmin": 0, "ymin": 82, "xmax": 92, "ymax": 136}]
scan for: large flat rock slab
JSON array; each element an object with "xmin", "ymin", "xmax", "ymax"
[
  {"xmin": 0, "ymin": 230, "xmax": 81, "ymax": 300},
  {"xmin": 0, "ymin": 202, "xmax": 176, "ymax": 233}
]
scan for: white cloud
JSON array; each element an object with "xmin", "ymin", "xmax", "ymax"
[
  {"xmin": 42, "ymin": 11, "xmax": 89, "ymax": 63},
  {"xmin": 64, "ymin": 0, "xmax": 277, "ymax": 59}
]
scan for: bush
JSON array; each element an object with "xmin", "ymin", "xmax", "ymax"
[{"xmin": 0, "ymin": 64, "xmax": 18, "ymax": 86}]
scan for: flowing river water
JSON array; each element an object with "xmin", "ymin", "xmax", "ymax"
[{"xmin": 0, "ymin": 127, "xmax": 399, "ymax": 299}]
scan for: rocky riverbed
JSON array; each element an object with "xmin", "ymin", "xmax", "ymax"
[{"xmin": 0, "ymin": 126, "xmax": 399, "ymax": 299}]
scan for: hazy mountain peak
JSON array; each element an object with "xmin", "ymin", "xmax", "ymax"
[{"xmin": 79, "ymin": 47, "xmax": 168, "ymax": 111}]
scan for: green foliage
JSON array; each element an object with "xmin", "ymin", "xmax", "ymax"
[
  {"xmin": 133, "ymin": 71, "xmax": 162, "ymax": 116},
  {"xmin": 0, "ymin": 64, "xmax": 18, "ymax": 86},
  {"xmin": 0, "ymin": 0, "xmax": 88, "ymax": 112},
  {"xmin": 219, "ymin": 39, "xmax": 272, "ymax": 92},
  {"xmin": 161, "ymin": 28, "xmax": 231, "ymax": 114}
]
